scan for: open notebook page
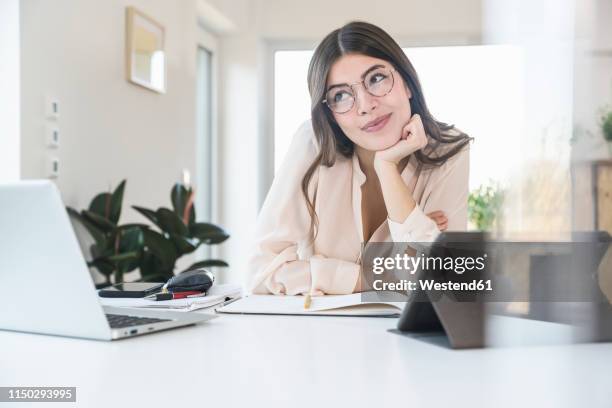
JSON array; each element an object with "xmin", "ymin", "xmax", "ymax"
[{"xmin": 217, "ymin": 292, "xmax": 404, "ymax": 317}]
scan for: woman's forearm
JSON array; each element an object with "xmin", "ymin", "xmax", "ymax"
[{"xmin": 374, "ymin": 160, "xmax": 416, "ymax": 223}]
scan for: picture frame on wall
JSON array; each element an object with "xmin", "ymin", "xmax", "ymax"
[{"xmin": 125, "ymin": 6, "xmax": 166, "ymax": 93}]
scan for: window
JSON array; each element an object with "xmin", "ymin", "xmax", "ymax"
[
  {"xmin": 273, "ymin": 46, "xmax": 526, "ymax": 191},
  {"xmin": 273, "ymin": 50, "xmax": 314, "ymax": 172}
]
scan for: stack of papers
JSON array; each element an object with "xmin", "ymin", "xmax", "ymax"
[{"xmin": 99, "ymin": 284, "xmax": 242, "ymax": 312}]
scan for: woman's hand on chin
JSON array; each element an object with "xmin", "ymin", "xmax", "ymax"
[{"xmin": 373, "ymin": 114, "xmax": 428, "ymax": 171}]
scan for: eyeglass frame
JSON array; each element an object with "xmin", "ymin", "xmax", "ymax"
[{"xmin": 321, "ymin": 68, "xmax": 396, "ymax": 114}]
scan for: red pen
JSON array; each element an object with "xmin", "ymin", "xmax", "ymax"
[{"xmin": 147, "ymin": 291, "xmax": 202, "ymax": 301}]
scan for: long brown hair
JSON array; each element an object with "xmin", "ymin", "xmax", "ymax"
[{"xmin": 303, "ymin": 21, "xmax": 472, "ymax": 240}]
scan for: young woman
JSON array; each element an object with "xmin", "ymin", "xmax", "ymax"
[{"xmin": 248, "ymin": 21, "xmax": 472, "ymax": 296}]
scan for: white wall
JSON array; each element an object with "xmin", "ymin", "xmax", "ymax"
[
  {"xmin": 19, "ymin": 0, "xmax": 484, "ymax": 286},
  {"xmin": 253, "ymin": 0, "xmax": 482, "ymax": 41},
  {"xmin": 206, "ymin": 0, "xmax": 483, "ymax": 285},
  {"xmin": 0, "ymin": 0, "xmax": 20, "ymax": 182},
  {"xmin": 20, "ymin": 0, "xmax": 200, "ymax": 282}
]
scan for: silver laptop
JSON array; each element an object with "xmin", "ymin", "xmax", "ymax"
[{"xmin": 0, "ymin": 180, "xmax": 216, "ymax": 340}]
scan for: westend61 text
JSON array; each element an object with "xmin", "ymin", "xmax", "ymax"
[{"xmin": 372, "ymin": 279, "xmax": 493, "ymax": 292}]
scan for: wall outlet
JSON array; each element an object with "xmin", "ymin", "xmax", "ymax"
[
  {"xmin": 45, "ymin": 124, "xmax": 60, "ymax": 148},
  {"xmin": 46, "ymin": 156, "xmax": 60, "ymax": 178},
  {"xmin": 45, "ymin": 96, "xmax": 60, "ymax": 119}
]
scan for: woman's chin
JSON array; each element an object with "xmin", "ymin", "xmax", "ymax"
[{"xmin": 369, "ymin": 133, "xmax": 402, "ymax": 151}]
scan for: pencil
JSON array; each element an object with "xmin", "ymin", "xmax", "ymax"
[{"xmin": 303, "ymin": 293, "xmax": 312, "ymax": 309}]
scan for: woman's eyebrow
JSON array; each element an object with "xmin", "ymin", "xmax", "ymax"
[{"xmin": 326, "ymin": 64, "xmax": 386, "ymax": 91}]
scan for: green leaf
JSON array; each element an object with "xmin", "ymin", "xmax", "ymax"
[
  {"xmin": 190, "ymin": 223, "xmax": 229, "ymax": 244},
  {"xmin": 169, "ymin": 233, "xmax": 197, "ymax": 255},
  {"xmin": 171, "ymin": 183, "xmax": 188, "ymax": 215},
  {"xmin": 105, "ymin": 249, "xmax": 141, "ymax": 274},
  {"xmin": 142, "ymin": 229, "xmax": 177, "ymax": 270},
  {"xmin": 116, "ymin": 226, "xmax": 144, "ymax": 253},
  {"xmin": 202, "ymin": 232, "xmax": 230, "ymax": 245},
  {"xmin": 88, "ymin": 258, "xmax": 114, "ymax": 276},
  {"xmin": 156, "ymin": 208, "xmax": 188, "ymax": 236},
  {"xmin": 140, "ymin": 252, "xmax": 175, "ymax": 281},
  {"xmin": 109, "ymin": 179, "xmax": 126, "ymax": 224},
  {"xmin": 141, "ymin": 272, "xmax": 174, "ymax": 282},
  {"xmin": 82, "ymin": 210, "xmax": 116, "ymax": 232},
  {"xmin": 139, "ymin": 253, "xmax": 162, "ymax": 280},
  {"xmin": 67, "ymin": 207, "xmax": 107, "ymax": 247},
  {"xmin": 90, "ymin": 243, "xmax": 104, "ymax": 259},
  {"xmin": 468, "ymin": 182, "xmax": 504, "ymax": 231},
  {"xmin": 123, "ymin": 260, "xmax": 141, "ymax": 273},
  {"xmin": 190, "ymin": 222, "xmax": 222, "ymax": 236},
  {"xmin": 89, "ymin": 192, "xmax": 113, "ymax": 219},
  {"xmin": 106, "ymin": 251, "xmax": 140, "ymax": 262},
  {"xmin": 186, "ymin": 203, "xmax": 196, "ymax": 226},
  {"xmin": 603, "ymin": 111, "xmax": 612, "ymax": 141},
  {"xmin": 171, "ymin": 183, "xmax": 196, "ymax": 226},
  {"xmin": 117, "ymin": 223, "xmax": 150, "ymax": 230},
  {"xmin": 114, "ymin": 268, "xmax": 125, "ymax": 285},
  {"xmin": 183, "ymin": 259, "xmax": 228, "ymax": 272},
  {"xmin": 132, "ymin": 206, "xmax": 161, "ymax": 228}
]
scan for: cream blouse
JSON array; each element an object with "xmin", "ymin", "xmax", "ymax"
[{"xmin": 247, "ymin": 120, "xmax": 470, "ymax": 295}]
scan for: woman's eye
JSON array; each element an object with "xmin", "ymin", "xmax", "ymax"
[
  {"xmin": 369, "ymin": 73, "xmax": 387, "ymax": 84},
  {"xmin": 333, "ymin": 91, "xmax": 351, "ymax": 103}
]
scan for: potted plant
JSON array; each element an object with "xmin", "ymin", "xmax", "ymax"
[
  {"xmin": 468, "ymin": 181, "xmax": 504, "ymax": 232},
  {"xmin": 67, "ymin": 180, "xmax": 145, "ymax": 286},
  {"xmin": 601, "ymin": 110, "xmax": 612, "ymax": 156},
  {"xmin": 68, "ymin": 180, "xmax": 229, "ymax": 286},
  {"xmin": 132, "ymin": 183, "xmax": 229, "ymax": 281}
]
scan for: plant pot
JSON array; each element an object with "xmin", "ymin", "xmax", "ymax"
[{"xmin": 608, "ymin": 141, "xmax": 612, "ymax": 157}]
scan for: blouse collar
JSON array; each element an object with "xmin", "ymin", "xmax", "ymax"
[{"xmin": 351, "ymin": 151, "xmax": 417, "ymax": 186}]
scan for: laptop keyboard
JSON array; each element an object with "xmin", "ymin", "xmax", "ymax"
[{"xmin": 106, "ymin": 313, "xmax": 171, "ymax": 329}]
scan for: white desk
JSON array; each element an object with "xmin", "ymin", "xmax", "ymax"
[{"xmin": 1, "ymin": 313, "xmax": 611, "ymax": 408}]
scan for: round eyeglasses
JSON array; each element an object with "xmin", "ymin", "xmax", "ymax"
[{"xmin": 322, "ymin": 67, "xmax": 396, "ymax": 114}]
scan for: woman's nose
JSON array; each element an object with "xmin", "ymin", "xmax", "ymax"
[{"xmin": 355, "ymin": 86, "xmax": 377, "ymax": 115}]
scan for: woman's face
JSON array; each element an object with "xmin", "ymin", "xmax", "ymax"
[{"xmin": 326, "ymin": 54, "xmax": 412, "ymax": 152}]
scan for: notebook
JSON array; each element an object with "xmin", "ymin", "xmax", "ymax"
[{"xmin": 216, "ymin": 292, "xmax": 403, "ymax": 317}]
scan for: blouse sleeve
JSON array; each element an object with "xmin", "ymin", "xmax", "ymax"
[
  {"xmin": 387, "ymin": 144, "xmax": 470, "ymax": 242},
  {"xmin": 246, "ymin": 121, "xmax": 360, "ymax": 296}
]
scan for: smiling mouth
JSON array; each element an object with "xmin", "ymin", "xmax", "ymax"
[{"xmin": 361, "ymin": 113, "xmax": 392, "ymax": 133}]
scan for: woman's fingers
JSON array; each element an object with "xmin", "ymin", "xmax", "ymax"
[
  {"xmin": 426, "ymin": 211, "xmax": 446, "ymax": 222},
  {"xmin": 402, "ymin": 114, "xmax": 427, "ymax": 148},
  {"xmin": 375, "ymin": 114, "xmax": 428, "ymax": 165},
  {"xmin": 436, "ymin": 219, "xmax": 448, "ymax": 231},
  {"xmin": 426, "ymin": 211, "xmax": 448, "ymax": 231},
  {"xmin": 402, "ymin": 114, "xmax": 420, "ymax": 138}
]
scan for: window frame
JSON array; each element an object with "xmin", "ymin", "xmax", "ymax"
[{"xmin": 196, "ymin": 27, "xmax": 219, "ymax": 259}]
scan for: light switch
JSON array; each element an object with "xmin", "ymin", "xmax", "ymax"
[
  {"xmin": 45, "ymin": 96, "xmax": 60, "ymax": 119},
  {"xmin": 46, "ymin": 156, "xmax": 60, "ymax": 178},
  {"xmin": 45, "ymin": 124, "xmax": 60, "ymax": 148}
]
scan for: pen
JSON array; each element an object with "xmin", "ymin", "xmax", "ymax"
[
  {"xmin": 146, "ymin": 291, "xmax": 202, "ymax": 301},
  {"xmin": 186, "ymin": 292, "xmax": 208, "ymax": 298},
  {"xmin": 303, "ymin": 293, "xmax": 312, "ymax": 309}
]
